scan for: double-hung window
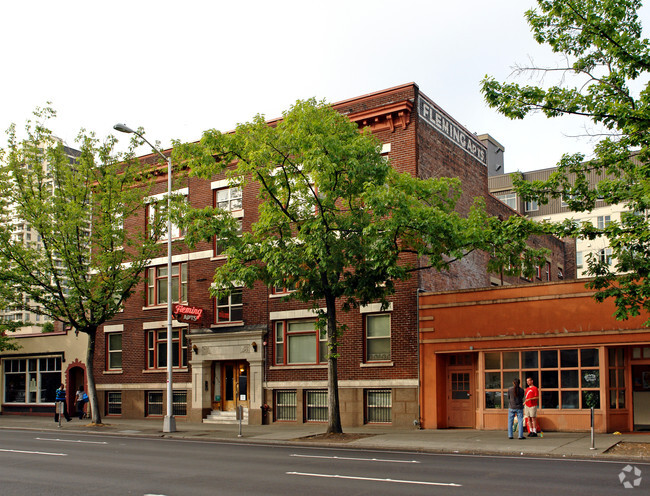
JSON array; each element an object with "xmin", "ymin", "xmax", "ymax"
[
  {"xmin": 597, "ymin": 215, "xmax": 611, "ymax": 229},
  {"xmin": 215, "ymin": 289, "xmax": 243, "ymax": 324},
  {"xmin": 146, "ymin": 189, "xmax": 188, "ymax": 241},
  {"xmin": 496, "ymin": 193, "xmax": 517, "ymax": 210},
  {"xmin": 107, "ymin": 333, "xmax": 122, "ymax": 370},
  {"xmin": 599, "ymin": 248, "xmax": 613, "ymax": 265},
  {"xmin": 213, "ymin": 186, "xmax": 243, "ymax": 257},
  {"xmin": 274, "ymin": 320, "xmax": 327, "ymax": 365},
  {"xmin": 215, "ymin": 187, "xmax": 242, "ymax": 212},
  {"xmin": 147, "ymin": 329, "xmax": 188, "ymax": 369},
  {"xmin": 146, "ymin": 263, "xmax": 188, "ymax": 307},
  {"xmin": 366, "ymin": 314, "xmax": 391, "ymax": 362}
]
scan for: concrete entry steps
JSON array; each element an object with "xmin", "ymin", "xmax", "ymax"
[{"xmin": 203, "ymin": 408, "xmax": 248, "ymax": 425}]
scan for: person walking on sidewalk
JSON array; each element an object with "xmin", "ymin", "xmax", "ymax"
[
  {"xmin": 507, "ymin": 378, "xmax": 525, "ymax": 440},
  {"xmin": 524, "ymin": 377, "xmax": 539, "ymax": 437},
  {"xmin": 75, "ymin": 386, "xmax": 87, "ymax": 420},
  {"xmin": 54, "ymin": 383, "xmax": 71, "ymax": 422}
]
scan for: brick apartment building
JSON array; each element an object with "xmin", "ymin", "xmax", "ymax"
[{"xmin": 92, "ymin": 83, "xmax": 574, "ymax": 427}]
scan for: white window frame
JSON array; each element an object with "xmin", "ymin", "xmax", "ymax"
[
  {"xmin": 215, "ymin": 289, "xmax": 243, "ymax": 324},
  {"xmin": 365, "ymin": 314, "xmax": 391, "ymax": 362},
  {"xmin": 107, "ymin": 332, "xmax": 122, "ymax": 371}
]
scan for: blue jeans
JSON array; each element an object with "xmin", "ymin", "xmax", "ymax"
[{"xmin": 508, "ymin": 408, "xmax": 524, "ymax": 438}]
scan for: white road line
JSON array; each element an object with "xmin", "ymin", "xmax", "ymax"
[
  {"xmin": 35, "ymin": 437, "xmax": 108, "ymax": 445},
  {"xmin": 0, "ymin": 448, "xmax": 66, "ymax": 457},
  {"xmin": 291, "ymin": 453, "xmax": 420, "ymax": 464},
  {"xmin": 287, "ymin": 472, "xmax": 461, "ymax": 487}
]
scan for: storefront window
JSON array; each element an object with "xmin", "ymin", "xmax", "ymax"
[
  {"xmin": 484, "ymin": 348, "xmax": 600, "ymax": 409},
  {"xmin": 3, "ymin": 357, "xmax": 61, "ymax": 404},
  {"xmin": 608, "ymin": 348, "xmax": 626, "ymax": 409}
]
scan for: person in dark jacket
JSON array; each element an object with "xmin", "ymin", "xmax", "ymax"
[
  {"xmin": 54, "ymin": 383, "xmax": 71, "ymax": 422},
  {"xmin": 507, "ymin": 378, "xmax": 525, "ymax": 439}
]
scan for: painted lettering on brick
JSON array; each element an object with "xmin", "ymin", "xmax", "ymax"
[{"xmin": 418, "ymin": 98, "xmax": 486, "ymax": 165}]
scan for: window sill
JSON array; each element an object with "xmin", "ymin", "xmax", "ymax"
[
  {"xmin": 142, "ymin": 304, "xmax": 187, "ymax": 311},
  {"xmin": 269, "ymin": 293, "xmax": 296, "ymax": 299},
  {"xmin": 210, "ymin": 255, "xmax": 227, "ymax": 261},
  {"xmin": 103, "ymin": 370, "xmax": 123, "ymax": 375},
  {"xmin": 269, "ymin": 364, "xmax": 328, "ymax": 370},
  {"xmin": 361, "ymin": 361, "xmax": 394, "ymax": 368},
  {"xmin": 211, "ymin": 321, "xmax": 244, "ymax": 329},
  {"xmin": 142, "ymin": 368, "xmax": 189, "ymax": 373}
]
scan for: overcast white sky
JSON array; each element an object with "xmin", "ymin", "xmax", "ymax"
[{"xmin": 1, "ymin": 0, "xmax": 648, "ymax": 173}]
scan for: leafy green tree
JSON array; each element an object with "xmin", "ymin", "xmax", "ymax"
[
  {"xmin": 0, "ymin": 322, "xmax": 21, "ymax": 351},
  {"xmin": 0, "ymin": 107, "xmax": 164, "ymax": 424},
  {"xmin": 175, "ymin": 99, "xmax": 546, "ymax": 433},
  {"xmin": 482, "ymin": 0, "xmax": 650, "ymax": 324}
]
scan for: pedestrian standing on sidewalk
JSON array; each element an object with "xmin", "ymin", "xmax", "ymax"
[
  {"xmin": 75, "ymin": 386, "xmax": 86, "ymax": 420},
  {"xmin": 507, "ymin": 378, "xmax": 525, "ymax": 440},
  {"xmin": 524, "ymin": 377, "xmax": 540, "ymax": 437},
  {"xmin": 54, "ymin": 383, "xmax": 71, "ymax": 422}
]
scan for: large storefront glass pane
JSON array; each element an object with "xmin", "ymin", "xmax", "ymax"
[
  {"xmin": 540, "ymin": 350, "xmax": 558, "ymax": 368},
  {"xmin": 561, "ymin": 349, "xmax": 579, "ymax": 367},
  {"xmin": 485, "ymin": 391, "xmax": 502, "ymax": 408},
  {"xmin": 561, "ymin": 390, "xmax": 579, "ymax": 409},
  {"xmin": 485, "ymin": 372, "xmax": 501, "ymax": 389},
  {"xmin": 503, "ymin": 352, "xmax": 519, "ymax": 369},
  {"xmin": 542, "ymin": 390, "xmax": 559, "ymax": 408},
  {"xmin": 581, "ymin": 369, "xmax": 599, "ymax": 388},
  {"xmin": 503, "ymin": 371, "xmax": 520, "ymax": 388},
  {"xmin": 581, "ymin": 349, "xmax": 599, "ymax": 367},
  {"xmin": 484, "ymin": 352, "xmax": 500, "ymax": 369},
  {"xmin": 4, "ymin": 374, "xmax": 26, "ymax": 403},
  {"xmin": 561, "ymin": 370, "xmax": 579, "ymax": 388},
  {"xmin": 523, "ymin": 351, "xmax": 538, "ymax": 369},
  {"xmin": 541, "ymin": 370, "xmax": 558, "ymax": 388},
  {"xmin": 582, "ymin": 391, "xmax": 600, "ymax": 409}
]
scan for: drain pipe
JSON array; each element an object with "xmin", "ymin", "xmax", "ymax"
[{"xmin": 415, "ymin": 287, "xmax": 426, "ymax": 429}]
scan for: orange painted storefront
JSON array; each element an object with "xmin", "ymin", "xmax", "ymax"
[{"xmin": 419, "ymin": 280, "xmax": 650, "ymax": 433}]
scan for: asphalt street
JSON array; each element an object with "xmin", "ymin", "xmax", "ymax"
[{"xmin": 0, "ymin": 428, "xmax": 647, "ymax": 496}]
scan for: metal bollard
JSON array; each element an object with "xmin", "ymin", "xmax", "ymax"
[
  {"xmin": 237, "ymin": 405, "xmax": 243, "ymax": 438},
  {"xmin": 590, "ymin": 407, "xmax": 596, "ymax": 450}
]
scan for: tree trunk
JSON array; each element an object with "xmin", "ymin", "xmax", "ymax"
[
  {"xmin": 325, "ymin": 293, "xmax": 342, "ymax": 434},
  {"xmin": 85, "ymin": 328, "xmax": 102, "ymax": 425}
]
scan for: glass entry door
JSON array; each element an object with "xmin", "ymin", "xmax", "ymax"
[{"xmin": 221, "ymin": 361, "xmax": 249, "ymax": 411}]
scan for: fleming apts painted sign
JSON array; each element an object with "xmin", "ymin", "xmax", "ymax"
[{"xmin": 419, "ymin": 97, "xmax": 486, "ymax": 165}]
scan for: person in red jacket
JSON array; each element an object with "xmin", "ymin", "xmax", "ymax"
[{"xmin": 524, "ymin": 377, "xmax": 539, "ymax": 437}]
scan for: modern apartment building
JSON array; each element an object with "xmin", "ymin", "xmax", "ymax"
[{"xmin": 489, "ymin": 168, "xmax": 630, "ymax": 278}]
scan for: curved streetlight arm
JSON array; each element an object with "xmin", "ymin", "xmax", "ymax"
[{"xmin": 113, "ymin": 123, "xmax": 167, "ymax": 163}]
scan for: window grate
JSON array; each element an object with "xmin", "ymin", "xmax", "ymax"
[
  {"xmin": 305, "ymin": 390, "xmax": 328, "ymax": 422},
  {"xmin": 366, "ymin": 389, "xmax": 392, "ymax": 423},
  {"xmin": 275, "ymin": 390, "xmax": 297, "ymax": 421}
]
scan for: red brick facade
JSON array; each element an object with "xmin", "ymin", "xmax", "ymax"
[{"xmin": 94, "ymin": 83, "xmax": 574, "ymax": 427}]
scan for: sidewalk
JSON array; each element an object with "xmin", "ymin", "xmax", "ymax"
[{"xmin": 1, "ymin": 414, "xmax": 648, "ymax": 461}]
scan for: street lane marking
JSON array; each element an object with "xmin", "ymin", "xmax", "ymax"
[
  {"xmin": 291, "ymin": 454, "xmax": 420, "ymax": 464},
  {"xmin": 35, "ymin": 437, "xmax": 108, "ymax": 445},
  {"xmin": 287, "ymin": 472, "xmax": 461, "ymax": 487},
  {"xmin": 0, "ymin": 448, "xmax": 66, "ymax": 456}
]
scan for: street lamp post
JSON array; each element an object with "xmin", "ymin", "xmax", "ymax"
[{"xmin": 113, "ymin": 123, "xmax": 176, "ymax": 433}]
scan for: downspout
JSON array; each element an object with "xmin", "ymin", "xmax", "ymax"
[{"xmin": 416, "ymin": 287, "xmax": 425, "ymax": 429}]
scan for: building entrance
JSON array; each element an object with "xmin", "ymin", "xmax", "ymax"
[
  {"xmin": 221, "ymin": 361, "xmax": 249, "ymax": 411},
  {"xmin": 446, "ymin": 354, "xmax": 475, "ymax": 428}
]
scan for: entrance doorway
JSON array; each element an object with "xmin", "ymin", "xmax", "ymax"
[
  {"xmin": 221, "ymin": 361, "xmax": 249, "ymax": 411},
  {"xmin": 446, "ymin": 354, "xmax": 475, "ymax": 428}
]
